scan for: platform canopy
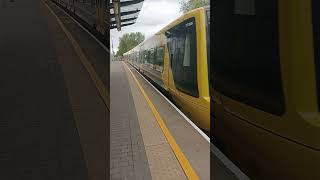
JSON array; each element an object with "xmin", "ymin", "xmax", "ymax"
[{"xmin": 110, "ymin": 0, "xmax": 144, "ymax": 31}]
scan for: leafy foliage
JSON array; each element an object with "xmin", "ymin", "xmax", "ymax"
[
  {"xmin": 180, "ymin": 0, "xmax": 209, "ymax": 13},
  {"xmin": 116, "ymin": 32, "xmax": 145, "ymax": 57}
]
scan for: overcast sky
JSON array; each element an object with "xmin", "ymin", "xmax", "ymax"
[{"xmin": 110, "ymin": 0, "xmax": 183, "ymax": 54}]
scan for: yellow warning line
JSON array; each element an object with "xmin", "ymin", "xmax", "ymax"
[
  {"xmin": 123, "ymin": 62, "xmax": 199, "ymax": 180},
  {"xmin": 42, "ymin": 0, "xmax": 110, "ymax": 110}
]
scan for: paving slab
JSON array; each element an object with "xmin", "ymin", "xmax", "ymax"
[{"xmin": 110, "ymin": 61, "xmax": 152, "ymax": 180}]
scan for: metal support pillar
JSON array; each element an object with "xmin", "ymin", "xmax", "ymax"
[{"xmin": 96, "ymin": 0, "xmax": 107, "ymax": 35}]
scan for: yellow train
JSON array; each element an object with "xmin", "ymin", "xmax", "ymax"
[
  {"xmin": 212, "ymin": 0, "xmax": 320, "ymax": 179},
  {"xmin": 124, "ymin": 7, "xmax": 210, "ymax": 132}
]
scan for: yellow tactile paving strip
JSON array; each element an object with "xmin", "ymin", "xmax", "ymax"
[
  {"xmin": 128, "ymin": 63, "xmax": 210, "ymax": 180},
  {"xmin": 124, "ymin": 63, "xmax": 188, "ymax": 180}
]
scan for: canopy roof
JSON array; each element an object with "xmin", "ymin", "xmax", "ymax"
[{"xmin": 110, "ymin": 0, "xmax": 144, "ymax": 31}]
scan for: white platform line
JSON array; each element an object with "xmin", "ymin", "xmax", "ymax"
[
  {"xmin": 49, "ymin": 0, "xmax": 110, "ymax": 53},
  {"xmin": 128, "ymin": 63, "xmax": 210, "ymax": 143}
]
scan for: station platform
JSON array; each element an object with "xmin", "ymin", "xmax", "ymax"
[
  {"xmin": 0, "ymin": 0, "xmax": 251, "ymax": 180},
  {"xmin": 110, "ymin": 61, "xmax": 210, "ymax": 180},
  {"xmin": 1, "ymin": 0, "xmax": 109, "ymax": 179}
]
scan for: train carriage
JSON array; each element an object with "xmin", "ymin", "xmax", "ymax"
[{"xmin": 124, "ymin": 6, "xmax": 210, "ymax": 132}]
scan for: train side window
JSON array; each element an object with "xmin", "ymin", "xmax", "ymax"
[
  {"xmin": 149, "ymin": 50, "xmax": 153, "ymax": 64},
  {"xmin": 156, "ymin": 46, "xmax": 164, "ymax": 66},
  {"xmin": 213, "ymin": 0, "xmax": 285, "ymax": 115},
  {"xmin": 153, "ymin": 48, "xmax": 157, "ymax": 65},
  {"xmin": 136, "ymin": 52, "xmax": 139, "ymax": 62},
  {"xmin": 148, "ymin": 49, "xmax": 152, "ymax": 64},
  {"xmin": 145, "ymin": 50, "xmax": 149, "ymax": 63},
  {"xmin": 151, "ymin": 48, "xmax": 156, "ymax": 64},
  {"xmin": 166, "ymin": 18, "xmax": 198, "ymax": 97},
  {"xmin": 144, "ymin": 50, "xmax": 149, "ymax": 64},
  {"xmin": 141, "ymin": 50, "xmax": 145, "ymax": 63}
]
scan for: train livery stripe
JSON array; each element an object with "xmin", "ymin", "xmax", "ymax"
[
  {"xmin": 42, "ymin": 0, "xmax": 110, "ymax": 110},
  {"xmin": 123, "ymin": 62, "xmax": 200, "ymax": 180}
]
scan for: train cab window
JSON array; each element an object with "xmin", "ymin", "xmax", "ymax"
[
  {"xmin": 213, "ymin": 0, "xmax": 285, "ymax": 115},
  {"xmin": 166, "ymin": 18, "xmax": 198, "ymax": 97}
]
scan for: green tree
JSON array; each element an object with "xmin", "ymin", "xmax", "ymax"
[
  {"xmin": 180, "ymin": 0, "xmax": 209, "ymax": 13},
  {"xmin": 116, "ymin": 32, "xmax": 145, "ymax": 57}
]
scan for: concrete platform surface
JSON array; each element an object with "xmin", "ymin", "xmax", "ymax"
[
  {"xmin": 110, "ymin": 61, "xmax": 210, "ymax": 180},
  {"xmin": 128, "ymin": 63, "xmax": 210, "ymax": 180}
]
